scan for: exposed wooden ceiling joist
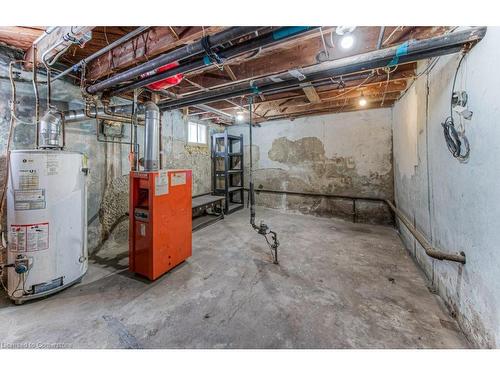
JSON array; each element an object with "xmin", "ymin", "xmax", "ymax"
[
  {"xmin": 188, "ymin": 66, "xmax": 415, "ymax": 113},
  {"xmin": 0, "ymin": 26, "xmax": 453, "ymax": 121},
  {"xmin": 85, "ymin": 26, "xmax": 224, "ymax": 81},
  {"xmin": 302, "ymin": 85, "xmax": 322, "ymax": 104},
  {"xmin": 0, "ymin": 26, "xmax": 44, "ymax": 50}
]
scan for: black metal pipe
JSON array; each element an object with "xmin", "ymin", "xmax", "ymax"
[
  {"xmin": 251, "ymin": 188, "xmax": 388, "ymax": 203},
  {"xmin": 86, "ymin": 27, "xmax": 263, "ymax": 94},
  {"xmin": 158, "ymin": 27, "xmax": 486, "ymax": 111},
  {"xmin": 109, "ymin": 26, "xmax": 318, "ymax": 96}
]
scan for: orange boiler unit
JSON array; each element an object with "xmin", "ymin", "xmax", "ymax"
[{"xmin": 129, "ymin": 169, "xmax": 192, "ymax": 280}]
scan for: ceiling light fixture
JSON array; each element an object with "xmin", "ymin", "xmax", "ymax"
[
  {"xmin": 336, "ymin": 26, "xmax": 356, "ymax": 50},
  {"xmin": 359, "ymin": 93, "xmax": 367, "ymax": 107},
  {"xmin": 236, "ymin": 112, "xmax": 245, "ymax": 122},
  {"xmin": 340, "ymin": 35, "xmax": 355, "ymax": 49},
  {"xmin": 335, "ymin": 26, "xmax": 356, "ymax": 36}
]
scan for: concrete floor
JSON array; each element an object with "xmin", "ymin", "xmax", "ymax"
[{"xmin": 0, "ymin": 208, "xmax": 469, "ymax": 348}]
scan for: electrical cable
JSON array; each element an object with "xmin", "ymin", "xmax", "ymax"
[
  {"xmin": 329, "ymin": 70, "xmax": 375, "ymax": 101},
  {"xmin": 441, "ymin": 52, "xmax": 470, "ymax": 162},
  {"xmin": 379, "ymin": 66, "xmax": 398, "ymax": 106}
]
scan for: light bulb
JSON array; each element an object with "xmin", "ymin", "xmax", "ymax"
[
  {"xmin": 340, "ymin": 35, "xmax": 354, "ymax": 49},
  {"xmin": 359, "ymin": 95, "xmax": 367, "ymax": 107},
  {"xmin": 236, "ymin": 112, "xmax": 244, "ymax": 122}
]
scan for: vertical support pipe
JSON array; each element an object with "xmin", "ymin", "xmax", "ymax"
[
  {"xmin": 377, "ymin": 26, "xmax": 386, "ymax": 49},
  {"xmin": 143, "ymin": 101, "xmax": 160, "ymax": 171},
  {"xmin": 249, "ymin": 96, "xmax": 256, "ymax": 227},
  {"xmin": 32, "ymin": 45, "xmax": 40, "ymax": 148}
]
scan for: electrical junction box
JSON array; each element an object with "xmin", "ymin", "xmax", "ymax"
[{"xmin": 129, "ymin": 169, "xmax": 192, "ymax": 280}]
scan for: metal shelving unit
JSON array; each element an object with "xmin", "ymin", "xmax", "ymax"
[{"xmin": 212, "ymin": 130, "xmax": 244, "ymax": 214}]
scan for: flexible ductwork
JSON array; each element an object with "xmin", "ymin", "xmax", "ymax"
[{"xmin": 143, "ymin": 102, "xmax": 160, "ymax": 171}]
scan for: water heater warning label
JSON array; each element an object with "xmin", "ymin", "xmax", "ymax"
[
  {"xmin": 9, "ymin": 223, "xmax": 49, "ymax": 252},
  {"xmin": 46, "ymin": 155, "xmax": 59, "ymax": 175},
  {"xmin": 14, "ymin": 189, "xmax": 46, "ymax": 210},
  {"xmin": 9, "ymin": 225, "xmax": 26, "ymax": 252}
]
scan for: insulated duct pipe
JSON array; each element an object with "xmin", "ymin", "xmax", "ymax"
[
  {"xmin": 158, "ymin": 27, "xmax": 486, "ymax": 111},
  {"xmin": 86, "ymin": 27, "xmax": 264, "ymax": 94},
  {"xmin": 108, "ymin": 26, "xmax": 317, "ymax": 96},
  {"xmin": 143, "ymin": 101, "xmax": 160, "ymax": 171},
  {"xmin": 53, "ymin": 26, "xmax": 150, "ymax": 81},
  {"xmin": 385, "ymin": 200, "xmax": 466, "ymax": 264},
  {"xmin": 63, "ymin": 106, "xmax": 144, "ymax": 124}
]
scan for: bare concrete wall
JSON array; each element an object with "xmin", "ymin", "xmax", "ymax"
[
  {"xmin": 228, "ymin": 108, "xmax": 394, "ymax": 224},
  {"xmin": 161, "ymin": 111, "xmax": 222, "ymax": 196},
  {"xmin": 392, "ymin": 27, "xmax": 500, "ymax": 347}
]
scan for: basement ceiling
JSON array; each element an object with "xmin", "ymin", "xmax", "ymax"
[{"xmin": 0, "ymin": 26, "xmax": 451, "ymax": 123}]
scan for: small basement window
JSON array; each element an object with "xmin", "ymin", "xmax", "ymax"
[{"xmin": 188, "ymin": 121, "xmax": 208, "ymax": 145}]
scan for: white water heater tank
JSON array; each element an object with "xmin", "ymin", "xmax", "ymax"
[{"xmin": 6, "ymin": 150, "xmax": 88, "ymax": 303}]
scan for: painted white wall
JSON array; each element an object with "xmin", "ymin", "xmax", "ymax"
[{"xmin": 392, "ymin": 27, "xmax": 500, "ymax": 347}]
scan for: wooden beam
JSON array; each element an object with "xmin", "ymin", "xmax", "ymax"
[
  {"xmin": 224, "ymin": 65, "xmax": 238, "ymax": 81},
  {"xmin": 0, "ymin": 26, "xmax": 44, "ymax": 50},
  {"xmin": 302, "ymin": 85, "xmax": 322, "ymax": 104},
  {"xmin": 191, "ymin": 72, "xmax": 413, "ymax": 113},
  {"xmin": 168, "ymin": 27, "xmax": 180, "ymax": 40},
  {"xmin": 262, "ymin": 100, "xmax": 398, "ymax": 122},
  {"xmin": 86, "ymin": 26, "xmax": 224, "ymax": 81},
  {"xmin": 264, "ymin": 92, "xmax": 401, "ymax": 117}
]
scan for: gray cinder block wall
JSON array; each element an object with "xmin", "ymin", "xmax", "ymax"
[
  {"xmin": 228, "ymin": 108, "xmax": 394, "ymax": 224},
  {"xmin": 392, "ymin": 27, "xmax": 500, "ymax": 348}
]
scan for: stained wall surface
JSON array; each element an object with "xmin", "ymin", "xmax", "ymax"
[{"xmin": 228, "ymin": 108, "xmax": 394, "ymax": 224}]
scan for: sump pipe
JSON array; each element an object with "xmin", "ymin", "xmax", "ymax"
[
  {"xmin": 107, "ymin": 26, "xmax": 317, "ymax": 96},
  {"xmin": 385, "ymin": 200, "xmax": 466, "ymax": 264},
  {"xmin": 86, "ymin": 27, "xmax": 264, "ymax": 94},
  {"xmin": 158, "ymin": 27, "xmax": 486, "ymax": 111}
]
